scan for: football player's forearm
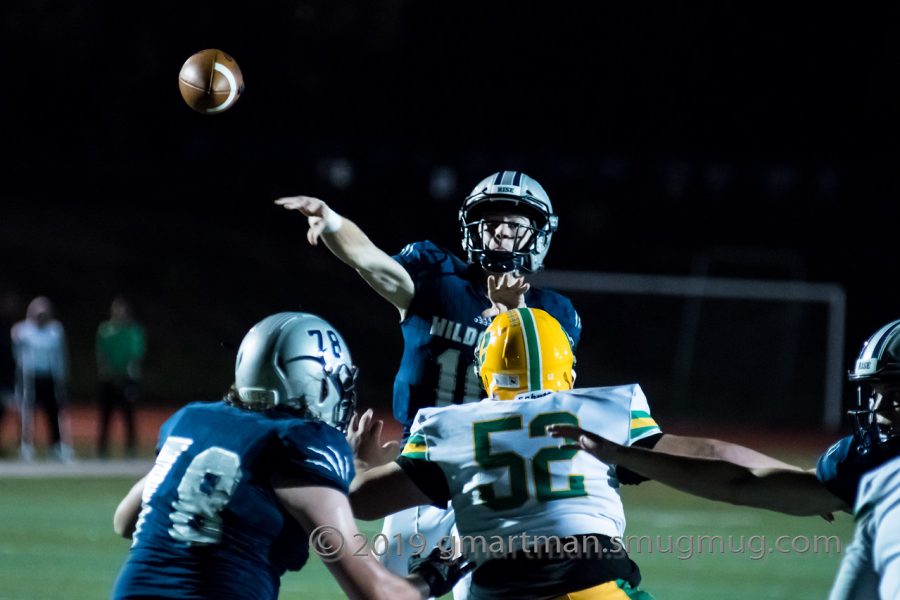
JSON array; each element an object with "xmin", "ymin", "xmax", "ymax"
[
  {"xmin": 349, "ymin": 464, "xmax": 425, "ymax": 520},
  {"xmin": 613, "ymin": 444, "xmax": 752, "ymax": 505},
  {"xmin": 654, "ymin": 434, "xmax": 801, "ymax": 470},
  {"xmin": 113, "ymin": 476, "xmax": 146, "ymax": 538},
  {"xmin": 328, "ymin": 556, "xmax": 428, "ymax": 600},
  {"xmin": 321, "ymin": 220, "xmax": 414, "ymax": 310},
  {"xmin": 320, "ymin": 217, "xmax": 378, "ymax": 267},
  {"xmin": 612, "ymin": 445, "xmax": 844, "ymax": 515}
]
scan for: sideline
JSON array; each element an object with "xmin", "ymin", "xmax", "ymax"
[{"xmin": 0, "ymin": 458, "xmax": 152, "ymax": 478}]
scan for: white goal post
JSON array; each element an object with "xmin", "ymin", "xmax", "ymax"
[{"xmin": 530, "ymin": 270, "xmax": 847, "ymax": 430}]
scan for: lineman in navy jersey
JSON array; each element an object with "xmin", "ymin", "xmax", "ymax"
[
  {"xmin": 111, "ymin": 312, "xmax": 469, "ymax": 600},
  {"xmin": 550, "ymin": 318, "xmax": 900, "ymax": 600}
]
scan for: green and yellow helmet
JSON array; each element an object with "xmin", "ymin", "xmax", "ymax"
[{"xmin": 475, "ymin": 308, "xmax": 575, "ymax": 400}]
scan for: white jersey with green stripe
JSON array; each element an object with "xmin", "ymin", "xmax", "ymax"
[{"xmin": 401, "ymin": 384, "xmax": 661, "ymax": 564}]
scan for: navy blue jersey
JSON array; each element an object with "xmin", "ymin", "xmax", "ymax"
[
  {"xmin": 112, "ymin": 401, "xmax": 353, "ymax": 600},
  {"xmin": 392, "ymin": 240, "xmax": 581, "ymax": 435},
  {"xmin": 816, "ymin": 434, "xmax": 900, "ymax": 509}
]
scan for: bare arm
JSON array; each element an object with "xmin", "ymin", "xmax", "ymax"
[
  {"xmin": 349, "ymin": 462, "xmax": 433, "ymax": 520},
  {"xmin": 274, "ymin": 484, "xmax": 429, "ymax": 600},
  {"xmin": 276, "ymin": 196, "xmax": 414, "ymax": 315},
  {"xmin": 653, "ymin": 433, "xmax": 802, "ymax": 470},
  {"xmin": 548, "ymin": 425, "xmax": 848, "ymax": 516},
  {"xmin": 114, "ymin": 475, "xmax": 147, "ymax": 538},
  {"xmin": 344, "ymin": 408, "xmax": 433, "ymax": 520}
]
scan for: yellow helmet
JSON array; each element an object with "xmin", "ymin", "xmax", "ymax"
[{"xmin": 475, "ymin": 308, "xmax": 575, "ymax": 400}]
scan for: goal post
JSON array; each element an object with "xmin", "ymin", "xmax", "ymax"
[{"xmin": 530, "ymin": 270, "xmax": 846, "ymax": 430}]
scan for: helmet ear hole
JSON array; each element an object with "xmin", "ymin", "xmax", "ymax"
[{"xmin": 319, "ymin": 376, "xmax": 329, "ymax": 407}]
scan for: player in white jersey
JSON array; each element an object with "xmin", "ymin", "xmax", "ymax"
[
  {"xmin": 403, "ymin": 383, "xmax": 658, "ymax": 567},
  {"xmin": 836, "ymin": 455, "xmax": 900, "ymax": 600},
  {"xmin": 548, "ymin": 318, "xmax": 900, "ymax": 600},
  {"xmin": 349, "ymin": 308, "xmax": 801, "ymax": 599}
]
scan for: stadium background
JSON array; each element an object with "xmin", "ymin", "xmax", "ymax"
[
  {"xmin": 2, "ymin": 2, "xmax": 894, "ymax": 598},
  {"xmin": 4, "ymin": 2, "xmax": 899, "ymax": 429}
]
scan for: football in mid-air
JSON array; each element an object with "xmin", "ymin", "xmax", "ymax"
[{"xmin": 178, "ymin": 49, "xmax": 244, "ymax": 114}]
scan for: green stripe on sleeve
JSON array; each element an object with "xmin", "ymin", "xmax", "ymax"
[{"xmin": 630, "ymin": 425, "xmax": 661, "ymax": 439}]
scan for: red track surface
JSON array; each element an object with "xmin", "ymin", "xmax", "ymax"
[{"xmin": 0, "ymin": 404, "xmax": 837, "ymax": 463}]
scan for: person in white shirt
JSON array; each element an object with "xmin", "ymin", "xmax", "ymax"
[{"xmin": 11, "ymin": 296, "xmax": 73, "ymax": 461}]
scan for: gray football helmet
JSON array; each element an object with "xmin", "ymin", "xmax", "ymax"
[
  {"xmin": 459, "ymin": 171, "xmax": 558, "ymax": 273},
  {"xmin": 847, "ymin": 319, "xmax": 900, "ymax": 452},
  {"xmin": 234, "ymin": 312, "xmax": 358, "ymax": 432}
]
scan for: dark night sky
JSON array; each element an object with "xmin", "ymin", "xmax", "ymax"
[{"xmin": 1, "ymin": 2, "xmax": 898, "ymax": 422}]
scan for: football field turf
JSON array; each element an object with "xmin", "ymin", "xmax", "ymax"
[{"xmin": 0, "ymin": 474, "xmax": 853, "ymax": 600}]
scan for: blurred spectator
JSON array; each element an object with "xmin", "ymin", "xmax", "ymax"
[
  {"xmin": 96, "ymin": 297, "xmax": 145, "ymax": 458},
  {"xmin": 0, "ymin": 291, "xmax": 21, "ymax": 456},
  {"xmin": 11, "ymin": 296, "xmax": 74, "ymax": 461}
]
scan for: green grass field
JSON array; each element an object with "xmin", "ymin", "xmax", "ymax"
[{"xmin": 0, "ymin": 475, "xmax": 853, "ymax": 600}]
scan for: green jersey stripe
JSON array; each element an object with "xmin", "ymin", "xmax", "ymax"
[
  {"xmin": 630, "ymin": 425, "xmax": 661, "ymax": 438},
  {"xmin": 406, "ymin": 433, "xmax": 426, "ymax": 446}
]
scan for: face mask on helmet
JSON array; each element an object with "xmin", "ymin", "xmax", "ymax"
[
  {"xmin": 234, "ymin": 312, "xmax": 359, "ymax": 432},
  {"xmin": 474, "ymin": 308, "xmax": 575, "ymax": 400},
  {"xmin": 847, "ymin": 319, "xmax": 900, "ymax": 454},
  {"xmin": 459, "ymin": 171, "xmax": 558, "ymax": 274}
]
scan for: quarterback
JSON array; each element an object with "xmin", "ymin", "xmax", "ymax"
[
  {"xmin": 110, "ymin": 312, "xmax": 469, "ymax": 600},
  {"xmin": 348, "ymin": 308, "xmax": 800, "ymax": 599},
  {"xmin": 550, "ymin": 319, "xmax": 900, "ymax": 600},
  {"xmin": 277, "ymin": 171, "xmax": 581, "ymax": 591}
]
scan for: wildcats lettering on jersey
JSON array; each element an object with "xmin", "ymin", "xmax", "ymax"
[
  {"xmin": 390, "ymin": 240, "xmax": 582, "ymax": 433},
  {"xmin": 430, "ymin": 316, "xmax": 480, "ymax": 346}
]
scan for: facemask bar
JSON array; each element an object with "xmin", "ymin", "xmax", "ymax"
[
  {"xmin": 462, "ymin": 219, "xmax": 548, "ymax": 273},
  {"xmin": 849, "ymin": 385, "xmax": 896, "ymax": 453},
  {"xmin": 329, "ymin": 363, "xmax": 359, "ymax": 433}
]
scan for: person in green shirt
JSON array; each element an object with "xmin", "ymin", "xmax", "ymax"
[{"xmin": 96, "ymin": 297, "xmax": 145, "ymax": 457}]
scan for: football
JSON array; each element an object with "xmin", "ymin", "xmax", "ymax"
[{"xmin": 178, "ymin": 49, "xmax": 244, "ymax": 114}]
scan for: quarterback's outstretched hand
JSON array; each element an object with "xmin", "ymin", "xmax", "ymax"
[
  {"xmin": 346, "ymin": 409, "xmax": 401, "ymax": 470},
  {"xmin": 547, "ymin": 424, "xmax": 620, "ymax": 463},
  {"xmin": 274, "ymin": 195, "xmax": 342, "ymax": 246},
  {"xmin": 482, "ymin": 274, "xmax": 530, "ymax": 318},
  {"xmin": 408, "ymin": 548, "xmax": 475, "ymax": 599}
]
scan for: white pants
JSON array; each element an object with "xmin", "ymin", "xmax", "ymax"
[{"xmin": 378, "ymin": 504, "xmax": 472, "ymax": 599}]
